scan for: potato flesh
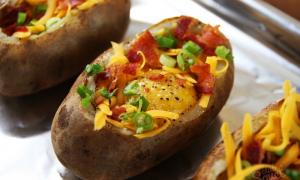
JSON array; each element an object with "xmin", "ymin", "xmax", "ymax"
[{"xmin": 136, "ymin": 70, "xmax": 198, "ymax": 114}]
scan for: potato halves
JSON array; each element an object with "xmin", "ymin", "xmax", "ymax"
[
  {"xmin": 52, "ymin": 16, "xmax": 234, "ymax": 179},
  {"xmin": 0, "ymin": 0, "xmax": 130, "ymax": 96}
]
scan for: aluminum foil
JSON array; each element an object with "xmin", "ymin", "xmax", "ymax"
[{"xmin": 0, "ymin": 0, "xmax": 299, "ymax": 179}]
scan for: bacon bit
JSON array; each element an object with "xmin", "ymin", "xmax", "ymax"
[
  {"xmin": 242, "ymin": 139, "xmax": 265, "ymax": 164},
  {"xmin": 127, "ymin": 31, "xmax": 161, "ymax": 68},
  {"xmin": 174, "ymin": 16, "xmax": 193, "ymax": 40},
  {"xmin": 94, "ymin": 95, "xmax": 104, "ymax": 106},
  {"xmin": 190, "ymin": 62, "xmax": 215, "ymax": 94},
  {"xmin": 123, "ymin": 63, "xmax": 138, "ymax": 75},
  {"xmin": 2, "ymin": 23, "xmax": 17, "ymax": 36},
  {"xmin": 149, "ymin": 74, "xmax": 164, "ymax": 81},
  {"xmin": 111, "ymin": 106, "xmax": 126, "ymax": 120},
  {"xmin": 96, "ymin": 71, "xmax": 110, "ymax": 81},
  {"xmin": 16, "ymin": 26, "xmax": 28, "ymax": 32}
]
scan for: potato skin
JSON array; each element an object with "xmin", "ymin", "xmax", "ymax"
[
  {"xmin": 0, "ymin": 0, "xmax": 130, "ymax": 96},
  {"xmin": 193, "ymin": 101, "xmax": 282, "ymax": 180},
  {"xmin": 51, "ymin": 17, "xmax": 234, "ymax": 180}
]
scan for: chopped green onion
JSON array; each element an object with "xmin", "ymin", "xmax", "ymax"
[
  {"xmin": 77, "ymin": 85, "xmax": 93, "ymax": 98},
  {"xmin": 36, "ymin": 4, "xmax": 47, "ymax": 13},
  {"xmin": 285, "ymin": 169, "xmax": 300, "ymax": 180},
  {"xmin": 99, "ymin": 88, "xmax": 117, "ymax": 99},
  {"xmin": 159, "ymin": 54, "xmax": 176, "ymax": 67},
  {"xmin": 17, "ymin": 12, "xmax": 26, "ymax": 25},
  {"xmin": 130, "ymin": 96, "xmax": 149, "ymax": 112},
  {"xmin": 183, "ymin": 40, "xmax": 202, "ymax": 55},
  {"xmin": 215, "ymin": 45, "xmax": 232, "ymax": 60},
  {"xmin": 176, "ymin": 53, "xmax": 187, "ymax": 71},
  {"xmin": 85, "ymin": 64, "xmax": 104, "ymax": 76},
  {"xmin": 81, "ymin": 96, "xmax": 92, "ymax": 108},
  {"xmin": 241, "ymin": 160, "xmax": 251, "ymax": 169},
  {"xmin": 45, "ymin": 17, "xmax": 61, "ymax": 29},
  {"xmin": 156, "ymin": 35, "xmax": 177, "ymax": 48},
  {"xmin": 274, "ymin": 149, "xmax": 285, "ymax": 156},
  {"xmin": 132, "ymin": 112, "xmax": 153, "ymax": 134},
  {"xmin": 123, "ymin": 80, "xmax": 139, "ymax": 96},
  {"xmin": 182, "ymin": 48, "xmax": 196, "ymax": 59}
]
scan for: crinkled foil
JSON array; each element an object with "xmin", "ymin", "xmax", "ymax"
[{"xmin": 0, "ymin": 0, "xmax": 299, "ymax": 179}]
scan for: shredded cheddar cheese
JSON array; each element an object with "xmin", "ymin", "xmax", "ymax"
[
  {"xmin": 137, "ymin": 51, "xmax": 146, "ymax": 70},
  {"xmin": 199, "ymin": 95, "xmax": 210, "ymax": 108},
  {"xmin": 77, "ymin": 0, "xmax": 103, "ymax": 10},
  {"xmin": 108, "ymin": 42, "xmax": 129, "ymax": 66},
  {"xmin": 36, "ymin": 0, "xmax": 57, "ymax": 25},
  {"xmin": 12, "ymin": 31, "xmax": 31, "ymax": 39},
  {"xmin": 199, "ymin": 56, "xmax": 229, "ymax": 108},
  {"xmin": 162, "ymin": 66, "xmax": 183, "ymax": 74},
  {"xmin": 221, "ymin": 122, "xmax": 236, "ymax": 178},
  {"xmin": 146, "ymin": 110, "xmax": 179, "ymax": 120},
  {"xmin": 242, "ymin": 113, "xmax": 253, "ymax": 148},
  {"xmin": 94, "ymin": 110, "xmax": 106, "ymax": 130},
  {"xmin": 219, "ymin": 80, "xmax": 300, "ymax": 179}
]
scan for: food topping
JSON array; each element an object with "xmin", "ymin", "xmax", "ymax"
[
  {"xmin": 0, "ymin": 0, "xmax": 103, "ymax": 38},
  {"xmin": 220, "ymin": 80, "xmax": 300, "ymax": 179},
  {"xmin": 77, "ymin": 16, "xmax": 232, "ymax": 138}
]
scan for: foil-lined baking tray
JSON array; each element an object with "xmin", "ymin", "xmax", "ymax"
[{"xmin": 0, "ymin": 0, "xmax": 299, "ymax": 179}]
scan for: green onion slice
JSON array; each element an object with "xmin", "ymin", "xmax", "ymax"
[
  {"xmin": 159, "ymin": 54, "xmax": 176, "ymax": 67},
  {"xmin": 85, "ymin": 64, "xmax": 104, "ymax": 76},
  {"xmin": 130, "ymin": 96, "xmax": 149, "ymax": 112},
  {"xmin": 215, "ymin": 45, "xmax": 233, "ymax": 60},
  {"xmin": 123, "ymin": 80, "xmax": 139, "ymax": 96},
  {"xmin": 17, "ymin": 12, "xmax": 27, "ymax": 25},
  {"xmin": 156, "ymin": 35, "xmax": 177, "ymax": 48},
  {"xmin": 182, "ymin": 40, "xmax": 202, "ymax": 55},
  {"xmin": 99, "ymin": 88, "xmax": 117, "ymax": 99},
  {"xmin": 77, "ymin": 85, "xmax": 93, "ymax": 98}
]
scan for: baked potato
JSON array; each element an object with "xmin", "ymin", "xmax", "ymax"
[
  {"xmin": 51, "ymin": 16, "xmax": 234, "ymax": 179},
  {"xmin": 194, "ymin": 80, "xmax": 300, "ymax": 180},
  {"xmin": 0, "ymin": 0, "xmax": 130, "ymax": 96}
]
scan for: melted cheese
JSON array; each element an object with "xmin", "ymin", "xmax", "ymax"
[{"xmin": 275, "ymin": 143, "xmax": 299, "ymax": 169}]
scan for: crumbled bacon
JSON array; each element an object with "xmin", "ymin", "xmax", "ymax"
[
  {"xmin": 190, "ymin": 62, "xmax": 215, "ymax": 94},
  {"xmin": 123, "ymin": 63, "xmax": 138, "ymax": 75},
  {"xmin": 242, "ymin": 139, "xmax": 264, "ymax": 164},
  {"xmin": 174, "ymin": 16, "xmax": 194, "ymax": 40},
  {"xmin": 173, "ymin": 16, "xmax": 228, "ymax": 56},
  {"xmin": 111, "ymin": 106, "xmax": 126, "ymax": 120},
  {"xmin": 127, "ymin": 31, "xmax": 161, "ymax": 68},
  {"xmin": 94, "ymin": 95, "xmax": 104, "ymax": 106}
]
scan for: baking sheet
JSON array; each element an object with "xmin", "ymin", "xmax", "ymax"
[{"xmin": 0, "ymin": 0, "xmax": 299, "ymax": 179}]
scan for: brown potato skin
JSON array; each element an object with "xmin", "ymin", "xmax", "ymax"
[
  {"xmin": 0, "ymin": 0, "xmax": 130, "ymax": 96},
  {"xmin": 51, "ymin": 17, "xmax": 234, "ymax": 180},
  {"xmin": 193, "ymin": 101, "xmax": 282, "ymax": 180}
]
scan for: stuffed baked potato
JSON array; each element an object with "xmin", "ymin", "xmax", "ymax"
[
  {"xmin": 51, "ymin": 16, "xmax": 234, "ymax": 179},
  {"xmin": 195, "ymin": 80, "xmax": 300, "ymax": 180},
  {"xmin": 0, "ymin": 0, "xmax": 130, "ymax": 96}
]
